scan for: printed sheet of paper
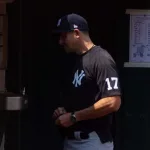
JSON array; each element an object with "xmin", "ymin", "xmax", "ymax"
[{"xmin": 129, "ymin": 15, "xmax": 150, "ymax": 62}]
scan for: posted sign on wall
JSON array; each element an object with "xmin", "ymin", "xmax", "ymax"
[{"xmin": 127, "ymin": 9, "xmax": 150, "ymax": 63}]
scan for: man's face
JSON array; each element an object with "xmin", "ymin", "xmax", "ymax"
[{"xmin": 59, "ymin": 30, "xmax": 79, "ymax": 53}]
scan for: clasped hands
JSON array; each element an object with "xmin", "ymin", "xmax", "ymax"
[{"xmin": 52, "ymin": 107, "xmax": 74, "ymax": 128}]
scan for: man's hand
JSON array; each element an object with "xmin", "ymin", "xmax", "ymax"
[
  {"xmin": 55, "ymin": 113, "xmax": 74, "ymax": 128},
  {"xmin": 52, "ymin": 107, "xmax": 67, "ymax": 119}
]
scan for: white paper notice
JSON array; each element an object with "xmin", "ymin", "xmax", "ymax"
[{"xmin": 129, "ymin": 15, "xmax": 150, "ymax": 62}]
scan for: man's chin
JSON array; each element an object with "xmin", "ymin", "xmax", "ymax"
[{"xmin": 64, "ymin": 48, "xmax": 72, "ymax": 53}]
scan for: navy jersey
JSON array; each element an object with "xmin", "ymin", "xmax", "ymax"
[{"xmin": 60, "ymin": 45, "xmax": 121, "ymax": 141}]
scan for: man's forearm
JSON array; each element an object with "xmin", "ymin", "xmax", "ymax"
[{"xmin": 75, "ymin": 96, "xmax": 121, "ymax": 122}]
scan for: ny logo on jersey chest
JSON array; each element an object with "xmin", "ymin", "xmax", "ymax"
[{"xmin": 72, "ymin": 70, "xmax": 85, "ymax": 87}]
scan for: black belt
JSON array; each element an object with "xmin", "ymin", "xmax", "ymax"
[
  {"xmin": 67, "ymin": 131, "xmax": 90, "ymax": 140},
  {"xmin": 65, "ymin": 130, "xmax": 113, "ymax": 143}
]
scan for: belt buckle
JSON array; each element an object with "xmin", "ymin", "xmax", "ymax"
[
  {"xmin": 74, "ymin": 131, "xmax": 89, "ymax": 140},
  {"xmin": 74, "ymin": 131, "xmax": 82, "ymax": 140}
]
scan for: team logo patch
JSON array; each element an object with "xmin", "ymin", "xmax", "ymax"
[{"xmin": 72, "ymin": 70, "xmax": 85, "ymax": 87}]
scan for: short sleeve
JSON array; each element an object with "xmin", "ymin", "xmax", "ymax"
[{"xmin": 94, "ymin": 52, "xmax": 121, "ymax": 99}]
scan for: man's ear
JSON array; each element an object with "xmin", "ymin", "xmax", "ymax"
[{"xmin": 74, "ymin": 29, "xmax": 80, "ymax": 38}]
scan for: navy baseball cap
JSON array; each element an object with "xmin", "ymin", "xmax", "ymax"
[{"xmin": 53, "ymin": 13, "xmax": 89, "ymax": 33}]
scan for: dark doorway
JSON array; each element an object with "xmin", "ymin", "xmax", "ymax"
[{"xmin": 23, "ymin": 2, "xmax": 125, "ymax": 150}]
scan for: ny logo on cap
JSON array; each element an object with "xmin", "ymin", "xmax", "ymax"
[
  {"xmin": 73, "ymin": 24, "xmax": 78, "ymax": 29},
  {"xmin": 57, "ymin": 19, "xmax": 61, "ymax": 27}
]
